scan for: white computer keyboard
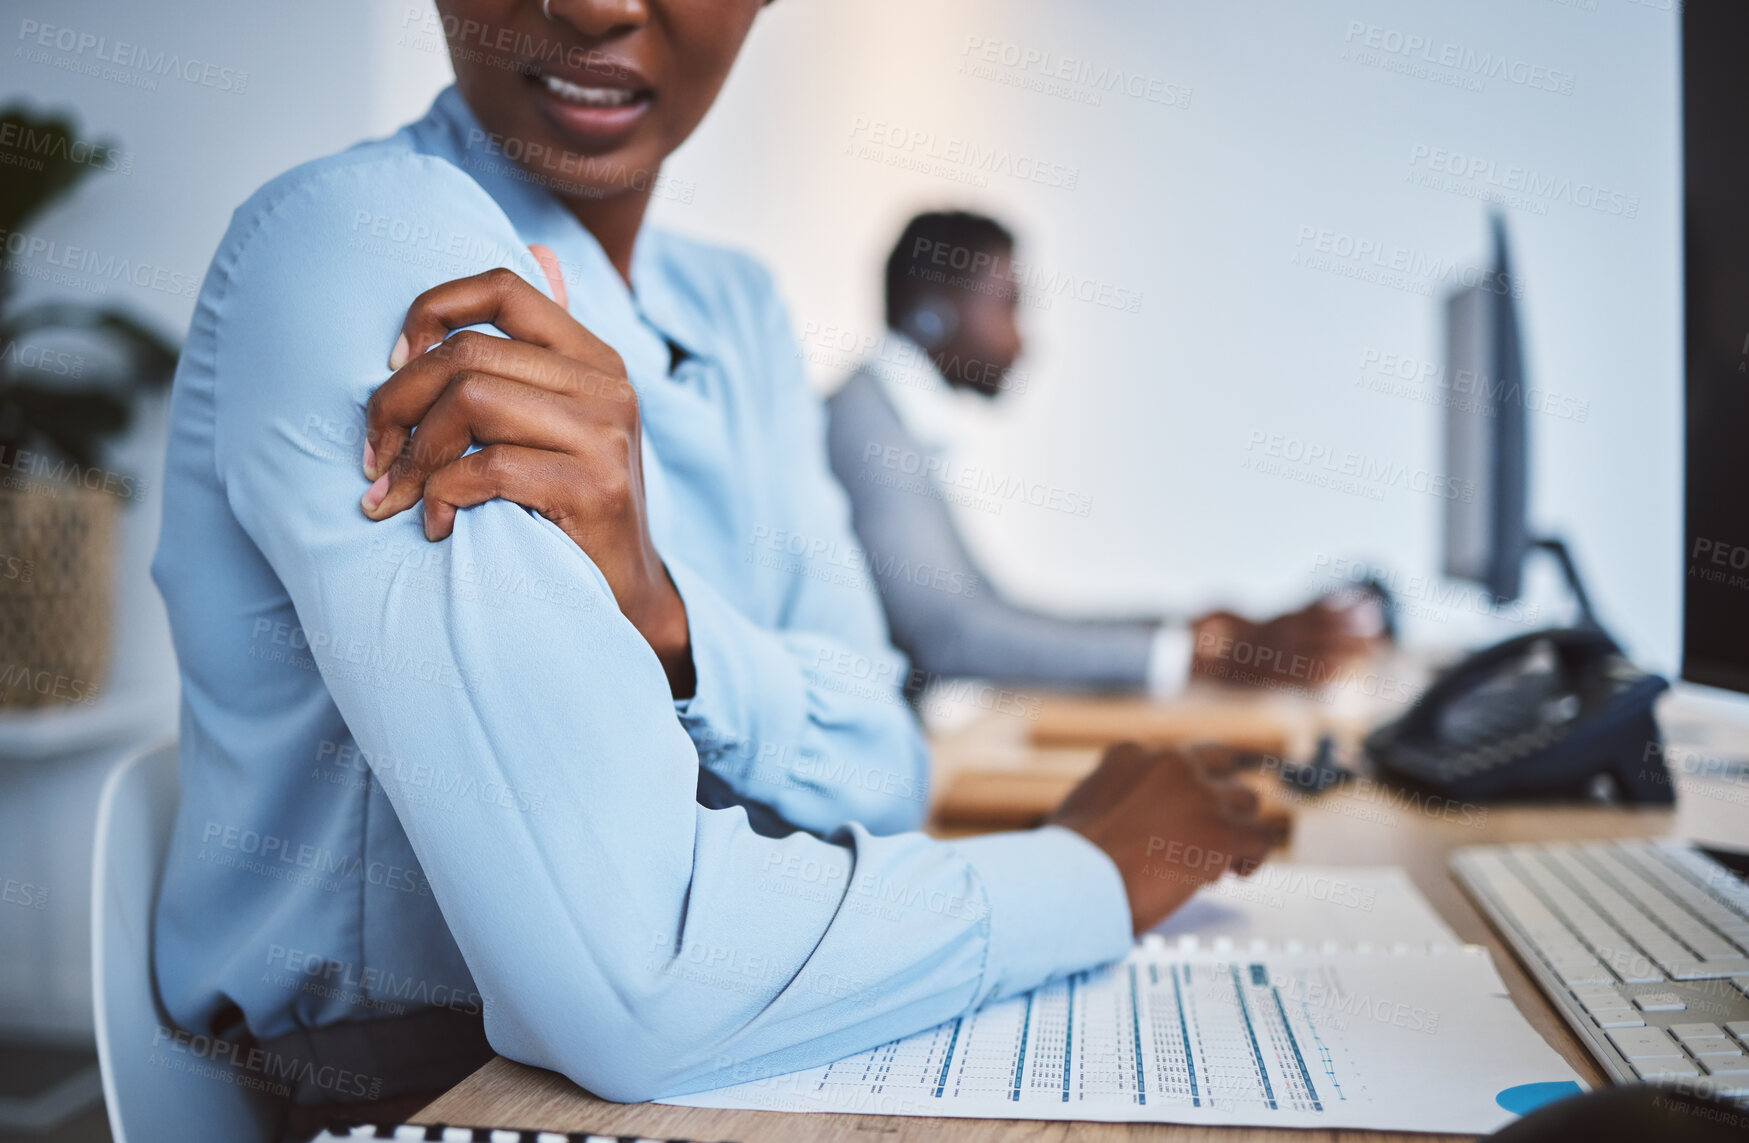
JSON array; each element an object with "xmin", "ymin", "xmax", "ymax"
[{"xmin": 1452, "ymin": 839, "xmax": 1749, "ymax": 1099}]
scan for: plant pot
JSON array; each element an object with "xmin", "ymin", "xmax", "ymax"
[{"xmin": 0, "ymin": 481, "xmax": 113, "ymax": 708}]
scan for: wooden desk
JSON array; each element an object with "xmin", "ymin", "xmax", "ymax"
[{"xmin": 414, "ymin": 689, "xmax": 1749, "ymax": 1142}]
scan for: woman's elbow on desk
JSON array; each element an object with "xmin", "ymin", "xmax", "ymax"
[{"xmin": 484, "ymin": 973, "xmax": 786, "ymax": 1105}]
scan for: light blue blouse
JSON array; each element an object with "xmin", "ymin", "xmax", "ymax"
[{"xmin": 150, "ymin": 86, "xmax": 1130, "ymax": 1102}]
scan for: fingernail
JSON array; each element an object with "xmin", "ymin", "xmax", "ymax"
[
  {"xmin": 360, "ymin": 472, "xmax": 390, "ymax": 514},
  {"xmin": 362, "ymin": 439, "xmax": 377, "ymax": 479},
  {"xmin": 388, "ymin": 333, "xmax": 409, "ymax": 371}
]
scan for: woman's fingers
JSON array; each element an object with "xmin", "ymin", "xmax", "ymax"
[
  {"xmin": 420, "ymin": 444, "xmax": 568, "ymax": 542},
  {"xmin": 386, "ymin": 264, "xmax": 608, "ymax": 372},
  {"xmin": 363, "ymin": 373, "xmax": 587, "ymax": 521},
  {"xmin": 364, "ymin": 330, "xmax": 633, "ymax": 481}
]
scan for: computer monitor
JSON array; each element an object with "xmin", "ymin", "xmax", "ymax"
[
  {"xmin": 1681, "ymin": 2, "xmax": 1749, "ymax": 696},
  {"xmin": 1442, "ymin": 215, "xmax": 1529, "ymax": 603}
]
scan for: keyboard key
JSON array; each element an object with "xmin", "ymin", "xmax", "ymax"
[
  {"xmin": 1666, "ymin": 958, "xmax": 1749, "ymax": 981},
  {"xmin": 1608, "ymin": 1026, "xmax": 1683, "ymax": 1059},
  {"xmin": 1632, "ymin": 992, "xmax": 1687, "ymax": 1012},
  {"xmin": 1683, "ymin": 1037, "xmax": 1741, "ymax": 1058},
  {"xmin": 1571, "ymin": 984, "xmax": 1622, "ymax": 998},
  {"xmin": 1670, "ymin": 1022, "xmax": 1726, "ymax": 1041},
  {"xmin": 1595, "ymin": 948, "xmax": 1664, "ymax": 984},
  {"xmin": 1551, "ymin": 962, "xmax": 1614, "ymax": 987},
  {"xmin": 1726, "ymin": 1021, "xmax": 1749, "ymax": 1042},
  {"xmin": 1697, "ymin": 1054, "xmax": 1749, "ymax": 1076},
  {"xmin": 1592, "ymin": 1012, "xmax": 1646, "ymax": 1029},
  {"xmin": 1631, "ymin": 1059, "xmax": 1701, "ymax": 1080}
]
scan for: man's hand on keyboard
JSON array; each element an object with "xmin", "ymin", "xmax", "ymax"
[{"xmin": 1048, "ymin": 742, "xmax": 1291, "ymax": 935}]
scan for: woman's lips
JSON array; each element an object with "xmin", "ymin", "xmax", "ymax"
[{"xmin": 526, "ymin": 68, "xmax": 653, "ymax": 152}]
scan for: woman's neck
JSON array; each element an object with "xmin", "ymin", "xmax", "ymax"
[{"xmin": 562, "ymin": 184, "xmax": 655, "ymax": 288}]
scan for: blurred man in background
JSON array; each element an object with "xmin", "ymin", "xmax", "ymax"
[{"xmin": 826, "ymin": 210, "xmax": 1379, "ymax": 695}]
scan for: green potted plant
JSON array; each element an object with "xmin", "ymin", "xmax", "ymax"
[{"xmin": 0, "ymin": 107, "xmax": 177, "ymax": 709}]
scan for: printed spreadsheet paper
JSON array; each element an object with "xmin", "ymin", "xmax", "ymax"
[{"xmin": 663, "ymin": 942, "xmax": 1583, "ymax": 1134}]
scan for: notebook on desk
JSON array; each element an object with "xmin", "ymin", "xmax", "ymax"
[{"xmin": 660, "ymin": 865, "xmax": 1585, "ymax": 1135}]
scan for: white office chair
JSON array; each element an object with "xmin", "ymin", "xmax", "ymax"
[{"xmin": 91, "ymin": 740, "xmax": 279, "ymax": 1143}]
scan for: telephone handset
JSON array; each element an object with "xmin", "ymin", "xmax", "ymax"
[{"xmin": 1364, "ymin": 625, "xmax": 1671, "ymax": 803}]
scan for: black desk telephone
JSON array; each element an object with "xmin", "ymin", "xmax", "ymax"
[{"xmin": 1364, "ymin": 625, "xmax": 1672, "ymax": 804}]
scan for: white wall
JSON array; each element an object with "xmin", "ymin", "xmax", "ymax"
[
  {"xmin": 653, "ymin": 0, "xmax": 1683, "ymax": 670},
  {"xmin": 16, "ymin": 0, "xmax": 1678, "ymax": 684}
]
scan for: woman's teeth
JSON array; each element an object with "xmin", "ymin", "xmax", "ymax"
[{"xmin": 539, "ymin": 72, "xmax": 640, "ymax": 108}]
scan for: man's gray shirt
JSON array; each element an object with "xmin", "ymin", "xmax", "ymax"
[{"xmin": 826, "ymin": 362, "xmax": 1165, "ymax": 691}]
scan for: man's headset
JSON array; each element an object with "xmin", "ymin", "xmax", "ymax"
[{"xmin": 901, "ymin": 296, "xmax": 959, "ymax": 349}]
